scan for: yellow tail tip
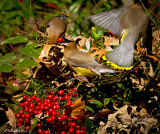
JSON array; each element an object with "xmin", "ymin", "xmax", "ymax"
[{"xmin": 102, "ymin": 56, "xmax": 133, "ymax": 70}]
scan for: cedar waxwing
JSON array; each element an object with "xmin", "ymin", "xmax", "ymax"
[
  {"xmin": 88, "ymin": 4, "xmax": 152, "ymax": 69},
  {"xmin": 46, "ymin": 13, "xmax": 69, "ymax": 44},
  {"xmin": 63, "ymin": 41, "xmax": 117, "ymax": 76}
]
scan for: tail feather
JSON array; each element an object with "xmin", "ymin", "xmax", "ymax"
[
  {"xmin": 105, "ymin": 28, "xmax": 137, "ymax": 67},
  {"xmin": 106, "ymin": 44, "xmax": 134, "ymax": 67}
]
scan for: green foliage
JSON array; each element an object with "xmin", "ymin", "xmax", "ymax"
[
  {"xmin": 85, "ymin": 116, "xmax": 92, "ymax": 134},
  {"xmin": 2, "ymin": 35, "xmax": 28, "ymax": 45},
  {"xmin": 21, "ymin": 42, "xmax": 42, "ymax": 58},
  {"xmin": 0, "ymin": 53, "xmax": 16, "ymax": 72},
  {"xmin": 16, "ymin": 58, "xmax": 39, "ymax": 69}
]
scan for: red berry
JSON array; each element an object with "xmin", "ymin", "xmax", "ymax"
[
  {"xmin": 26, "ymin": 113, "xmax": 31, "ymax": 118},
  {"xmin": 68, "ymin": 102, "xmax": 72, "ymax": 106},
  {"xmin": 37, "ymin": 123, "xmax": 41, "ymax": 127},
  {"xmin": 47, "ymin": 99, "xmax": 51, "ymax": 104},
  {"xmin": 35, "ymin": 97, "xmax": 40, "ymax": 101},
  {"xmin": 38, "ymin": 110, "xmax": 42, "ymax": 114},
  {"xmin": 25, "ymin": 118, "xmax": 30, "ymax": 123},
  {"xmin": 76, "ymin": 125, "xmax": 81, "ymax": 130},
  {"xmin": 47, "ymin": 117, "xmax": 52, "ymax": 123},
  {"xmin": 47, "ymin": 103, "xmax": 51, "ymax": 108},
  {"xmin": 51, "ymin": 116, "xmax": 56, "ymax": 120},
  {"xmin": 17, "ymin": 122, "xmax": 22, "ymax": 127},
  {"xmin": 76, "ymin": 130, "xmax": 81, "ymax": 134},
  {"xmin": 20, "ymin": 103, "xmax": 24, "ymax": 107},
  {"xmin": 16, "ymin": 113, "xmax": 20, "ymax": 118},
  {"xmin": 28, "ymin": 108, "xmax": 33, "ymax": 113},
  {"xmin": 73, "ymin": 93, "xmax": 77, "ymax": 97},
  {"xmin": 23, "ymin": 95, "xmax": 27, "ymax": 100},
  {"xmin": 48, "ymin": 94, "xmax": 53, "ymax": 99},
  {"xmin": 69, "ymin": 128, "xmax": 74, "ymax": 133},
  {"xmin": 19, "ymin": 110, "xmax": 24, "ymax": 115},
  {"xmin": 38, "ymin": 129, "xmax": 43, "ymax": 134},
  {"xmin": 21, "ymin": 114, "xmax": 25, "ymax": 119},
  {"xmin": 61, "ymin": 132, "xmax": 66, "ymax": 134},
  {"xmin": 45, "ymin": 106, "xmax": 49, "ymax": 110},
  {"xmin": 34, "ymin": 110, "xmax": 38, "ymax": 114},
  {"xmin": 80, "ymin": 130, "xmax": 85, "ymax": 134},
  {"xmin": 18, "ymin": 118, "xmax": 23, "ymax": 123},
  {"xmin": 44, "ymin": 102, "xmax": 47, "ymax": 106},
  {"xmin": 72, "ymin": 87, "xmax": 77, "ymax": 91},
  {"xmin": 24, "ymin": 101, "xmax": 29, "ymax": 106},
  {"xmin": 29, "ymin": 103, "xmax": 34, "ymax": 108},
  {"xmin": 37, "ymin": 102, "xmax": 42, "ymax": 106},
  {"xmin": 35, "ymin": 106, "xmax": 40, "ymax": 110},
  {"xmin": 58, "ymin": 117, "xmax": 63, "ymax": 122},
  {"xmin": 27, "ymin": 97, "xmax": 32, "ymax": 102},
  {"xmin": 52, "ymin": 111, "xmax": 57, "ymax": 116},
  {"xmin": 45, "ymin": 130, "xmax": 49, "ymax": 134},
  {"xmin": 58, "ymin": 37, "xmax": 63, "ymax": 43},
  {"xmin": 24, "ymin": 107, "xmax": 28, "ymax": 111},
  {"xmin": 71, "ymin": 122, "xmax": 76, "ymax": 128},
  {"xmin": 68, "ymin": 100, "xmax": 72, "ymax": 103},
  {"xmin": 56, "ymin": 105, "xmax": 60, "ymax": 109},
  {"xmin": 32, "ymin": 96, "xmax": 36, "ymax": 100},
  {"xmin": 49, "ymin": 108, "xmax": 53, "ymax": 113},
  {"xmin": 64, "ymin": 95, "xmax": 69, "ymax": 100},
  {"xmin": 58, "ymin": 90, "xmax": 65, "ymax": 96},
  {"xmin": 40, "ymin": 105, "xmax": 45, "ymax": 110},
  {"xmin": 59, "ymin": 96, "xmax": 63, "ymax": 101},
  {"xmin": 68, "ymin": 91, "xmax": 73, "ymax": 96},
  {"xmin": 62, "ymin": 115, "xmax": 68, "ymax": 120}
]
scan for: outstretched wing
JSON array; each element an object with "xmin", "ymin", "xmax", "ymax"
[{"xmin": 88, "ymin": 8, "xmax": 127, "ymax": 36}]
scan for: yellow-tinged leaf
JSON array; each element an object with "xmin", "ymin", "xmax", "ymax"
[{"xmin": 71, "ymin": 97, "xmax": 85, "ymax": 117}]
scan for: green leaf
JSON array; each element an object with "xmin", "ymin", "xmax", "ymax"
[
  {"xmin": 91, "ymin": 28, "xmax": 98, "ymax": 40},
  {"xmin": 29, "ymin": 117, "xmax": 38, "ymax": 133},
  {"xmin": 91, "ymin": 99, "xmax": 103, "ymax": 106},
  {"xmin": 104, "ymin": 98, "xmax": 110, "ymax": 105},
  {"xmin": 0, "ymin": 64, "xmax": 14, "ymax": 72},
  {"xmin": 21, "ymin": 42, "xmax": 42, "ymax": 58},
  {"xmin": 1, "ymin": 35, "xmax": 28, "ymax": 45},
  {"xmin": 0, "ymin": 53, "xmax": 16, "ymax": 65},
  {"xmin": 85, "ymin": 106, "xmax": 94, "ymax": 113},
  {"xmin": 85, "ymin": 115, "xmax": 92, "ymax": 134},
  {"xmin": 69, "ymin": 1, "xmax": 81, "ymax": 13},
  {"xmin": 16, "ymin": 58, "xmax": 39, "ymax": 69}
]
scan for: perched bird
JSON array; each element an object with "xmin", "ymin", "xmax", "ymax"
[
  {"xmin": 46, "ymin": 13, "xmax": 69, "ymax": 44},
  {"xmin": 63, "ymin": 41, "xmax": 116, "ymax": 76},
  {"xmin": 88, "ymin": 4, "xmax": 152, "ymax": 69}
]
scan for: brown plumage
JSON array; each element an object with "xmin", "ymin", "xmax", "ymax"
[
  {"xmin": 88, "ymin": 4, "xmax": 152, "ymax": 68},
  {"xmin": 46, "ymin": 13, "xmax": 68, "ymax": 44},
  {"xmin": 63, "ymin": 42, "xmax": 116, "ymax": 76}
]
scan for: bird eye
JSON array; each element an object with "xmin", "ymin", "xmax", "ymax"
[{"xmin": 46, "ymin": 24, "xmax": 50, "ymax": 28}]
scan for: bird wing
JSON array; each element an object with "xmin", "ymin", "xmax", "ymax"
[
  {"xmin": 88, "ymin": 8, "xmax": 127, "ymax": 36},
  {"xmin": 68, "ymin": 51, "xmax": 98, "ymax": 68}
]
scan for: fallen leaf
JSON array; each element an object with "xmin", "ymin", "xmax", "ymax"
[
  {"xmin": 6, "ymin": 107, "xmax": 16, "ymax": 130},
  {"xmin": 71, "ymin": 97, "xmax": 85, "ymax": 117},
  {"xmin": 38, "ymin": 45, "xmax": 52, "ymax": 63}
]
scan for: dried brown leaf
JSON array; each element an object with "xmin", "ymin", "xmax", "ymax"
[{"xmin": 6, "ymin": 107, "xmax": 16, "ymax": 130}]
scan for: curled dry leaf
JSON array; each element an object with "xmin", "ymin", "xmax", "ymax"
[
  {"xmin": 6, "ymin": 107, "xmax": 16, "ymax": 131},
  {"xmin": 71, "ymin": 97, "xmax": 85, "ymax": 117},
  {"xmin": 97, "ymin": 105, "xmax": 159, "ymax": 134}
]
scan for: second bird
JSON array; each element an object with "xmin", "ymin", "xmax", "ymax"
[
  {"xmin": 88, "ymin": 4, "xmax": 152, "ymax": 68},
  {"xmin": 46, "ymin": 13, "xmax": 68, "ymax": 44},
  {"xmin": 63, "ymin": 41, "xmax": 116, "ymax": 76}
]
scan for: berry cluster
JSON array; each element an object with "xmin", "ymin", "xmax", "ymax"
[{"xmin": 16, "ymin": 87, "xmax": 85, "ymax": 134}]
